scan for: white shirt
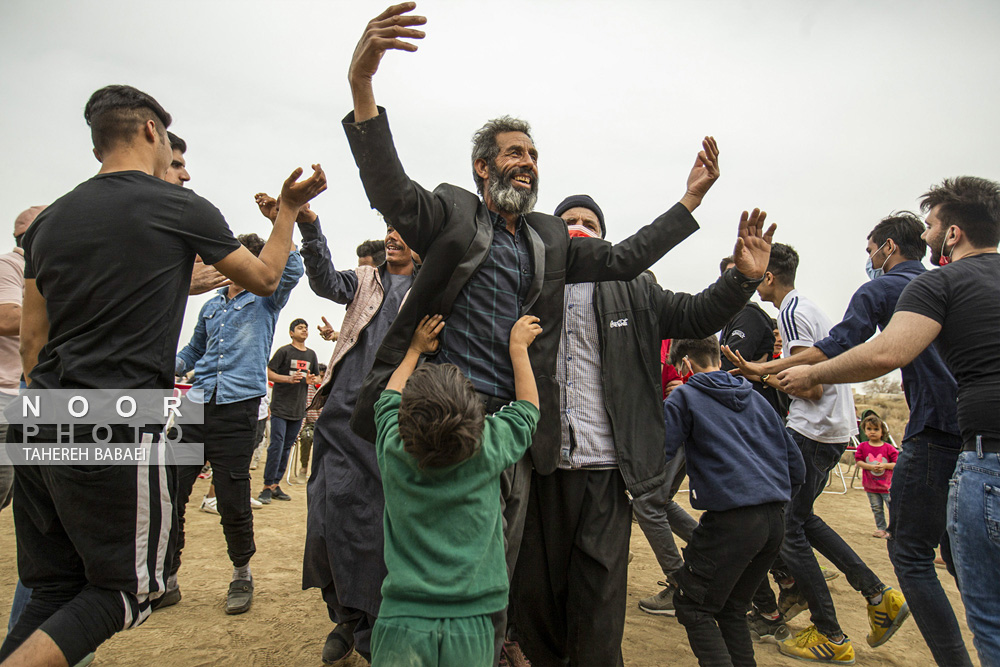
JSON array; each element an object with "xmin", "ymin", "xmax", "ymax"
[{"xmin": 779, "ymin": 289, "xmax": 858, "ymax": 443}]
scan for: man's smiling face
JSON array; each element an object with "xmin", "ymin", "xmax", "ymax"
[{"xmin": 485, "ymin": 131, "xmax": 539, "ymax": 216}]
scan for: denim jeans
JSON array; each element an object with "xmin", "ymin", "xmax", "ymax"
[
  {"xmin": 948, "ymin": 445, "xmax": 1000, "ymax": 665},
  {"xmin": 866, "ymin": 492, "xmax": 890, "ymax": 532},
  {"xmin": 781, "ymin": 429, "xmax": 883, "ymax": 639},
  {"xmin": 633, "ymin": 446, "xmax": 699, "ymax": 579},
  {"xmin": 263, "ymin": 416, "xmax": 303, "ymax": 486},
  {"xmin": 887, "ymin": 430, "xmax": 972, "ymax": 666}
]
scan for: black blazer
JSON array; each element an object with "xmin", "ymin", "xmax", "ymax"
[{"xmin": 343, "ymin": 108, "xmax": 700, "ymax": 473}]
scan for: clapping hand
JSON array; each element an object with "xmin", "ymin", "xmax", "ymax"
[{"xmin": 731, "ymin": 208, "xmax": 776, "ymax": 279}]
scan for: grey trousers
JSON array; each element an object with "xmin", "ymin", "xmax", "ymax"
[
  {"xmin": 632, "ymin": 446, "xmax": 699, "ymax": 579},
  {"xmin": 491, "ymin": 454, "xmax": 533, "ymax": 665}
]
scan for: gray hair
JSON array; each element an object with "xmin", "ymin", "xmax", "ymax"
[{"xmin": 470, "ymin": 116, "xmax": 533, "ymax": 195}]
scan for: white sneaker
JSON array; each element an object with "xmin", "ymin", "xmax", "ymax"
[
  {"xmin": 200, "ymin": 496, "xmax": 219, "ymax": 515},
  {"xmin": 250, "ymin": 496, "xmax": 263, "ymax": 510}
]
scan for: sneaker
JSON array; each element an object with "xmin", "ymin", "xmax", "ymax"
[
  {"xmin": 151, "ymin": 586, "xmax": 182, "ymax": 611},
  {"xmin": 820, "ymin": 565, "xmax": 840, "ymax": 581},
  {"xmin": 322, "ymin": 620, "xmax": 357, "ymax": 665},
  {"xmin": 257, "ymin": 488, "xmax": 272, "ymax": 505},
  {"xmin": 747, "ymin": 609, "xmax": 790, "ymax": 643},
  {"xmin": 866, "ymin": 587, "xmax": 909, "ymax": 648},
  {"xmin": 499, "ymin": 640, "xmax": 532, "ymax": 667},
  {"xmin": 638, "ymin": 581, "xmax": 678, "ymax": 616},
  {"xmin": 272, "ymin": 485, "xmax": 292, "ymax": 501},
  {"xmin": 778, "ymin": 626, "xmax": 855, "ymax": 664},
  {"xmin": 226, "ymin": 578, "xmax": 253, "ymax": 615},
  {"xmin": 250, "ymin": 496, "xmax": 263, "ymax": 510},
  {"xmin": 778, "ymin": 585, "xmax": 809, "ymax": 622},
  {"xmin": 872, "ymin": 529, "xmax": 889, "ymax": 539},
  {"xmin": 200, "ymin": 496, "xmax": 219, "ymax": 515},
  {"xmin": 198, "ymin": 464, "xmax": 212, "ymax": 480}
]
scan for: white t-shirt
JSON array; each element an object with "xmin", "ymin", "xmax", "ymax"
[
  {"xmin": 0, "ymin": 250, "xmax": 24, "ymax": 396},
  {"xmin": 779, "ymin": 289, "xmax": 858, "ymax": 443}
]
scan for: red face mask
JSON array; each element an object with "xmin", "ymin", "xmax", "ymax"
[{"xmin": 567, "ymin": 224, "xmax": 599, "ymax": 239}]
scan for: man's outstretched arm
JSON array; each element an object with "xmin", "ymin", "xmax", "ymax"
[{"xmin": 777, "ymin": 311, "xmax": 941, "ymax": 394}]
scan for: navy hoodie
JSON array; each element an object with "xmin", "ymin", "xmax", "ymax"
[{"xmin": 664, "ymin": 370, "xmax": 805, "ymax": 512}]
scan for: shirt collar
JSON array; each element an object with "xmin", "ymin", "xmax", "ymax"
[
  {"xmin": 488, "ymin": 209, "xmax": 524, "ymax": 233},
  {"xmin": 886, "ymin": 259, "xmax": 924, "ymax": 275}
]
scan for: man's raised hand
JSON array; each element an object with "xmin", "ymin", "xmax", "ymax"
[
  {"xmin": 721, "ymin": 345, "xmax": 765, "ymax": 381},
  {"xmin": 679, "ymin": 136, "xmax": 720, "ymax": 212},
  {"xmin": 732, "ymin": 208, "xmax": 776, "ymax": 279},
  {"xmin": 318, "ymin": 316, "xmax": 338, "ymax": 341},
  {"xmin": 349, "ymin": 3, "xmax": 426, "ymax": 87},
  {"xmin": 255, "ymin": 193, "xmax": 279, "ymax": 222},
  {"xmin": 280, "ymin": 164, "xmax": 327, "ymax": 212}
]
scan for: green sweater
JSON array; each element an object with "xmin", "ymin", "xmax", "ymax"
[{"xmin": 374, "ymin": 390, "xmax": 539, "ymax": 619}]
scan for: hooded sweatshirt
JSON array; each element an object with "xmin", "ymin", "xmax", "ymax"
[{"xmin": 664, "ymin": 370, "xmax": 805, "ymax": 511}]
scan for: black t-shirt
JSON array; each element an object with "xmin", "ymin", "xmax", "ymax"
[
  {"xmin": 895, "ymin": 253, "xmax": 1000, "ymax": 443},
  {"xmin": 268, "ymin": 344, "xmax": 319, "ymax": 420},
  {"xmin": 720, "ymin": 302, "xmax": 775, "ymax": 371},
  {"xmin": 23, "ymin": 171, "xmax": 241, "ymax": 390}
]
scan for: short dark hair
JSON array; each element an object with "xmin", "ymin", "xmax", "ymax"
[
  {"xmin": 471, "ymin": 116, "xmax": 533, "ymax": 195},
  {"xmin": 668, "ymin": 336, "xmax": 721, "ymax": 369},
  {"xmin": 238, "ymin": 233, "xmax": 265, "ymax": 257},
  {"xmin": 719, "ymin": 255, "xmax": 735, "ymax": 276},
  {"xmin": 289, "ymin": 318, "xmax": 307, "ymax": 331},
  {"xmin": 357, "ymin": 239, "xmax": 386, "ymax": 265},
  {"xmin": 167, "ymin": 131, "xmax": 186, "ymax": 154},
  {"xmin": 867, "ymin": 212, "xmax": 926, "ymax": 261},
  {"xmin": 920, "ymin": 176, "xmax": 1000, "ymax": 250},
  {"xmin": 860, "ymin": 414, "xmax": 888, "ymax": 441},
  {"xmin": 398, "ymin": 363, "xmax": 484, "ymax": 469},
  {"xmin": 84, "ymin": 85, "xmax": 171, "ymax": 155},
  {"xmin": 317, "ymin": 363, "xmax": 328, "ymax": 375},
  {"xmin": 765, "ymin": 242, "xmax": 798, "ymax": 287}
]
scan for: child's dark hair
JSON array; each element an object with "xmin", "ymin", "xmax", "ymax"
[
  {"xmin": 861, "ymin": 414, "xmax": 887, "ymax": 441},
  {"xmin": 398, "ymin": 363, "xmax": 485, "ymax": 469},
  {"xmin": 668, "ymin": 335, "xmax": 721, "ymax": 369}
]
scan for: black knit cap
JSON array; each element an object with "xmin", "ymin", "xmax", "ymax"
[{"xmin": 554, "ymin": 194, "xmax": 606, "ymax": 238}]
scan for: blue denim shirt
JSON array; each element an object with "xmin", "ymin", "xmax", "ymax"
[
  {"xmin": 176, "ymin": 251, "xmax": 303, "ymax": 404},
  {"xmin": 813, "ymin": 260, "xmax": 960, "ymax": 440}
]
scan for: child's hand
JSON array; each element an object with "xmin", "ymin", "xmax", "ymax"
[
  {"xmin": 410, "ymin": 315, "xmax": 445, "ymax": 355},
  {"xmin": 510, "ymin": 316, "xmax": 542, "ymax": 351}
]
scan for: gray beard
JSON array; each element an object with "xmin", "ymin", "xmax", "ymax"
[{"xmin": 488, "ymin": 173, "xmax": 538, "ymax": 217}]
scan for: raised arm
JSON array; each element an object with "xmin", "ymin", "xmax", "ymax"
[
  {"xmin": 564, "ymin": 138, "xmax": 723, "ymax": 284},
  {"xmin": 387, "ymin": 314, "xmax": 444, "ymax": 392},
  {"xmin": 214, "ymin": 165, "xmax": 326, "ymax": 296},
  {"xmin": 349, "ymin": 3, "xmax": 427, "ymax": 123},
  {"xmin": 777, "ymin": 310, "xmax": 941, "ymax": 394},
  {"xmin": 509, "ymin": 316, "xmax": 542, "ymax": 409}
]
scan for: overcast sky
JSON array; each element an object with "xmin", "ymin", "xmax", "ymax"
[{"xmin": 2, "ymin": 0, "xmax": 999, "ymax": 368}]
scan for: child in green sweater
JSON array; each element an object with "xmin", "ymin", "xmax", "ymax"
[{"xmin": 371, "ymin": 314, "xmax": 542, "ymax": 666}]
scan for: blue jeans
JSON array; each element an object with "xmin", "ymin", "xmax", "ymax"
[
  {"xmin": 887, "ymin": 430, "xmax": 972, "ymax": 666},
  {"xmin": 263, "ymin": 416, "xmax": 303, "ymax": 486},
  {"xmin": 948, "ymin": 444, "xmax": 1000, "ymax": 665},
  {"xmin": 867, "ymin": 492, "xmax": 890, "ymax": 532},
  {"xmin": 781, "ymin": 429, "xmax": 883, "ymax": 639}
]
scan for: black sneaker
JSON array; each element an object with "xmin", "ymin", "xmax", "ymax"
[
  {"xmin": 151, "ymin": 586, "xmax": 181, "ymax": 611},
  {"xmin": 226, "ymin": 578, "xmax": 253, "ymax": 615},
  {"xmin": 272, "ymin": 486, "xmax": 292, "ymax": 501},
  {"xmin": 322, "ymin": 620, "xmax": 357, "ymax": 665},
  {"xmin": 747, "ymin": 609, "xmax": 790, "ymax": 643},
  {"xmin": 257, "ymin": 488, "xmax": 272, "ymax": 505},
  {"xmin": 778, "ymin": 585, "xmax": 809, "ymax": 622}
]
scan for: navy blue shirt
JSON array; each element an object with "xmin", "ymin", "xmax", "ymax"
[
  {"xmin": 437, "ymin": 211, "xmax": 533, "ymax": 399},
  {"xmin": 813, "ymin": 260, "xmax": 959, "ymax": 441}
]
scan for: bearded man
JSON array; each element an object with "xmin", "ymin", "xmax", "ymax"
[{"xmin": 339, "ymin": 4, "xmax": 753, "ymax": 664}]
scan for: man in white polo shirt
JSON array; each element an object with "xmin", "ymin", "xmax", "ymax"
[{"xmin": 746, "ymin": 243, "xmax": 908, "ymax": 664}]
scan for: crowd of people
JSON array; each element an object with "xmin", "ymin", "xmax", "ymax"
[{"xmin": 0, "ymin": 3, "xmax": 998, "ymax": 666}]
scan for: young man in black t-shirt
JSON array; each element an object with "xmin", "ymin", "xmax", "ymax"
[
  {"xmin": 260, "ymin": 318, "xmax": 319, "ymax": 503},
  {"xmin": 0, "ymin": 85, "xmax": 326, "ymax": 667},
  {"xmin": 779, "ymin": 176, "xmax": 1000, "ymax": 664}
]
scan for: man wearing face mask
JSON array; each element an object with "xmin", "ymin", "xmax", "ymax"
[
  {"xmin": 727, "ymin": 215, "xmax": 963, "ymax": 662},
  {"xmin": 509, "ymin": 195, "xmax": 775, "ymax": 666}
]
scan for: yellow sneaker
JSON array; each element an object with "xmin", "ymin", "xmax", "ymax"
[
  {"xmin": 778, "ymin": 626, "xmax": 855, "ymax": 664},
  {"xmin": 866, "ymin": 586, "xmax": 910, "ymax": 647}
]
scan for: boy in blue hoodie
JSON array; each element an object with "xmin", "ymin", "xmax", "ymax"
[{"xmin": 666, "ymin": 336, "xmax": 805, "ymax": 666}]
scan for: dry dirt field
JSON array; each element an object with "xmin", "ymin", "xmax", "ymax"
[{"xmin": 0, "ymin": 453, "xmax": 980, "ymax": 666}]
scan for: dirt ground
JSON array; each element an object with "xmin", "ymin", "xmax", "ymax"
[{"xmin": 0, "ymin": 461, "xmax": 980, "ymax": 666}]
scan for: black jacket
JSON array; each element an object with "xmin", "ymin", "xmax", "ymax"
[
  {"xmin": 575, "ymin": 271, "xmax": 757, "ymax": 497},
  {"xmin": 343, "ymin": 108, "xmax": 701, "ymax": 472}
]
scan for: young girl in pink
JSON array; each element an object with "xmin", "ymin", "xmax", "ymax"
[{"xmin": 855, "ymin": 415, "xmax": 898, "ymax": 538}]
